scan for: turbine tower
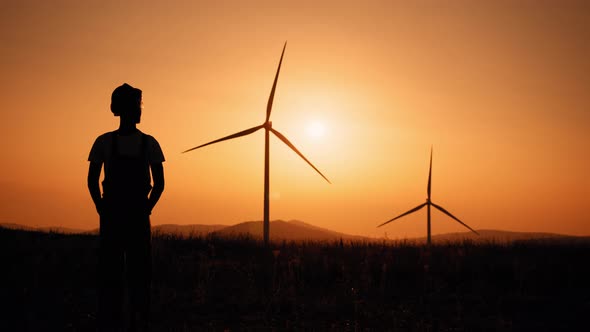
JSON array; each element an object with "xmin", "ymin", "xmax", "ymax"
[
  {"xmin": 378, "ymin": 147, "xmax": 478, "ymax": 245},
  {"xmin": 183, "ymin": 42, "xmax": 331, "ymax": 246}
]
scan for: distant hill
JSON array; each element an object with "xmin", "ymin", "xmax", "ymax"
[
  {"xmin": 2, "ymin": 222, "xmax": 588, "ymax": 244},
  {"xmin": 1, "ymin": 221, "xmax": 368, "ymax": 242},
  {"xmin": 0, "ymin": 222, "xmax": 227, "ymax": 238},
  {"xmin": 152, "ymin": 224, "xmax": 227, "ymax": 237},
  {"xmin": 212, "ymin": 219, "xmax": 369, "ymax": 242},
  {"xmin": 0, "ymin": 223, "xmax": 88, "ymax": 234},
  {"xmin": 417, "ymin": 229, "xmax": 589, "ymax": 244}
]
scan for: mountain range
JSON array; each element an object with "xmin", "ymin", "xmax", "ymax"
[{"xmin": 1, "ymin": 221, "xmax": 588, "ymax": 244}]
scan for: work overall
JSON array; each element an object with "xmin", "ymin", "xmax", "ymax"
[{"xmin": 98, "ymin": 131, "xmax": 152, "ymax": 330}]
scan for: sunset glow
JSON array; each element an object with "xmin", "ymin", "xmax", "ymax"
[
  {"xmin": 306, "ymin": 121, "xmax": 326, "ymax": 139},
  {"xmin": 0, "ymin": 1, "xmax": 589, "ymax": 239}
]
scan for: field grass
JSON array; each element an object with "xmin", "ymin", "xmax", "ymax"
[{"xmin": 1, "ymin": 227, "xmax": 589, "ymax": 331}]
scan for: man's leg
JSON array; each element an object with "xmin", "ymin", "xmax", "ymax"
[
  {"xmin": 98, "ymin": 214, "xmax": 125, "ymax": 331},
  {"xmin": 127, "ymin": 215, "xmax": 152, "ymax": 331}
]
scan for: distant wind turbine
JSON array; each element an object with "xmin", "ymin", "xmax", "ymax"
[
  {"xmin": 183, "ymin": 42, "xmax": 331, "ymax": 246},
  {"xmin": 378, "ymin": 147, "xmax": 478, "ymax": 245}
]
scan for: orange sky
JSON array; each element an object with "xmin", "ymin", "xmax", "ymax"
[{"xmin": 1, "ymin": 0, "xmax": 589, "ymax": 238}]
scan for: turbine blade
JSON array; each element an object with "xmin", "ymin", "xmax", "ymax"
[
  {"xmin": 378, "ymin": 203, "xmax": 427, "ymax": 227},
  {"xmin": 431, "ymin": 202, "xmax": 479, "ymax": 235},
  {"xmin": 266, "ymin": 41, "xmax": 287, "ymax": 122},
  {"xmin": 427, "ymin": 146, "xmax": 432, "ymax": 199},
  {"xmin": 182, "ymin": 124, "xmax": 264, "ymax": 153},
  {"xmin": 270, "ymin": 128, "xmax": 331, "ymax": 184}
]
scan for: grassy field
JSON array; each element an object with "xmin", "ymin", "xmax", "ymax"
[{"xmin": 1, "ymin": 227, "xmax": 589, "ymax": 331}]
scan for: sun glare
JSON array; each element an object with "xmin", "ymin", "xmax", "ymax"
[{"xmin": 306, "ymin": 121, "xmax": 326, "ymax": 139}]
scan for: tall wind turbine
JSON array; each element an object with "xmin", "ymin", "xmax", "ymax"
[
  {"xmin": 378, "ymin": 147, "xmax": 478, "ymax": 245},
  {"xmin": 183, "ymin": 42, "xmax": 331, "ymax": 246}
]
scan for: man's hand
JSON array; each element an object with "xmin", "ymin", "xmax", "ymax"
[
  {"xmin": 88, "ymin": 161, "xmax": 103, "ymax": 216},
  {"xmin": 95, "ymin": 199, "xmax": 105, "ymax": 216},
  {"xmin": 148, "ymin": 162, "xmax": 164, "ymax": 215}
]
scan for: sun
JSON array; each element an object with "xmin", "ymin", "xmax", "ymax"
[{"xmin": 306, "ymin": 121, "xmax": 326, "ymax": 139}]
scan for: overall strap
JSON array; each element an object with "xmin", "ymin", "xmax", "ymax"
[
  {"xmin": 110, "ymin": 130, "xmax": 120, "ymax": 158},
  {"xmin": 140, "ymin": 133, "xmax": 148, "ymax": 162}
]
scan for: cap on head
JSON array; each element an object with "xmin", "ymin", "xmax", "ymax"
[{"xmin": 110, "ymin": 83, "xmax": 142, "ymax": 116}]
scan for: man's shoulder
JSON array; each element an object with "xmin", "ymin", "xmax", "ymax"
[
  {"xmin": 142, "ymin": 133, "xmax": 157, "ymax": 141},
  {"xmin": 138, "ymin": 130, "xmax": 165, "ymax": 162},
  {"xmin": 92, "ymin": 131, "xmax": 116, "ymax": 146},
  {"xmin": 139, "ymin": 131, "xmax": 161, "ymax": 145},
  {"xmin": 96, "ymin": 131, "xmax": 116, "ymax": 140},
  {"xmin": 89, "ymin": 131, "xmax": 116, "ymax": 162}
]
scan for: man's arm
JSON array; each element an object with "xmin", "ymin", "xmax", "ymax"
[
  {"xmin": 148, "ymin": 162, "xmax": 165, "ymax": 214},
  {"xmin": 87, "ymin": 161, "xmax": 103, "ymax": 215}
]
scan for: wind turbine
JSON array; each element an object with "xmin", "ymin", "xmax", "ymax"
[
  {"xmin": 183, "ymin": 42, "xmax": 331, "ymax": 246},
  {"xmin": 378, "ymin": 147, "xmax": 478, "ymax": 245}
]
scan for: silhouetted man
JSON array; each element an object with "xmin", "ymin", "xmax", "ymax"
[{"xmin": 88, "ymin": 83, "xmax": 165, "ymax": 332}]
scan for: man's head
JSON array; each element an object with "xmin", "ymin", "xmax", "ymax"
[{"xmin": 111, "ymin": 83, "xmax": 143, "ymax": 123}]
